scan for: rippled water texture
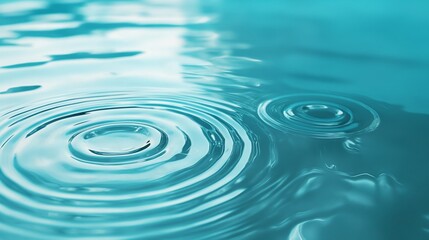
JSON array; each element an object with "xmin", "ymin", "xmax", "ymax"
[
  {"xmin": 258, "ymin": 94, "xmax": 380, "ymax": 139},
  {"xmin": 1, "ymin": 0, "xmax": 429, "ymax": 239}
]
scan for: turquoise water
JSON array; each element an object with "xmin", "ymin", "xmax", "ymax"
[{"xmin": 1, "ymin": 0, "xmax": 429, "ymax": 239}]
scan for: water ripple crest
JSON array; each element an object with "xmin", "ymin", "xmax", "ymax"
[
  {"xmin": 0, "ymin": 91, "xmax": 274, "ymax": 239},
  {"xmin": 258, "ymin": 94, "xmax": 380, "ymax": 139}
]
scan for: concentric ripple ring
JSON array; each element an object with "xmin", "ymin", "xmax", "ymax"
[
  {"xmin": 69, "ymin": 122, "xmax": 167, "ymax": 165},
  {"xmin": 258, "ymin": 94, "xmax": 380, "ymax": 138},
  {"xmin": 0, "ymin": 91, "xmax": 273, "ymax": 239}
]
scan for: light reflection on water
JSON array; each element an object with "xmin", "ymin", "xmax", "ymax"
[{"xmin": 0, "ymin": 0, "xmax": 428, "ymax": 239}]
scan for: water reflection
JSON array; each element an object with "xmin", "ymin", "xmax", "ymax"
[{"xmin": 0, "ymin": 0, "xmax": 428, "ymax": 239}]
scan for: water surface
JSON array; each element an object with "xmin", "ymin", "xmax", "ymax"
[{"xmin": 1, "ymin": 0, "xmax": 429, "ymax": 239}]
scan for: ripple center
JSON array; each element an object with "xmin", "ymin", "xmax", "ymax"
[
  {"xmin": 83, "ymin": 124, "xmax": 151, "ymax": 156},
  {"xmin": 259, "ymin": 94, "xmax": 380, "ymax": 138},
  {"xmin": 69, "ymin": 122, "xmax": 163, "ymax": 164}
]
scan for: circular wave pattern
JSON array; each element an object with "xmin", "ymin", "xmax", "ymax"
[
  {"xmin": 258, "ymin": 94, "xmax": 380, "ymax": 138},
  {"xmin": 0, "ymin": 92, "xmax": 269, "ymax": 239},
  {"xmin": 69, "ymin": 122, "xmax": 166, "ymax": 165}
]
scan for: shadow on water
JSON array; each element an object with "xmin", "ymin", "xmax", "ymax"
[
  {"xmin": 2, "ymin": 51, "xmax": 142, "ymax": 69},
  {"xmin": 0, "ymin": 85, "xmax": 41, "ymax": 94}
]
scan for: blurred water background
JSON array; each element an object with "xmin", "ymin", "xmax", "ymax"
[{"xmin": 0, "ymin": 0, "xmax": 429, "ymax": 239}]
